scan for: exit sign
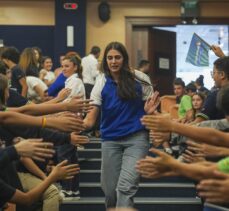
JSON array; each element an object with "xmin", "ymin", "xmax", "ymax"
[{"xmin": 63, "ymin": 3, "xmax": 78, "ymax": 10}]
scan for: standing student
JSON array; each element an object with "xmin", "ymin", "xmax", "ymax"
[
  {"xmin": 84, "ymin": 42, "xmax": 155, "ymax": 208},
  {"xmin": 138, "ymin": 59, "xmax": 150, "ymax": 75},
  {"xmin": 82, "ymin": 46, "xmax": 101, "ymax": 99}
]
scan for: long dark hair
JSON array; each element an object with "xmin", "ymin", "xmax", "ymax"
[{"xmin": 102, "ymin": 42, "xmax": 151, "ymax": 100}]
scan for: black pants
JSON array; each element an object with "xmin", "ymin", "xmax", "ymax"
[
  {"xmin": 55, "ymin": 144, "xmax": 79, "ymax": 192},
  {"xmin": 84, "ymin": 83, "xmax": 94, "ymax": 99}
]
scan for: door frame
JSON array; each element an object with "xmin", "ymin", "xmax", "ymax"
[{"xmin": 125, "ymin": 16, "xmax": 229, "ymax": 64}]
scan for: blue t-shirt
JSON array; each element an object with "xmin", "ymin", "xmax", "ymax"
[
  {"xmin": 100, "ymin": 77, "xmax": 146, "ymax": 140},
  {"xmin": 90, "ymin": 71, "xmax": 153, "ymax": 140},
  {"xmin": 48, "ymin": 73, "xmax": 67, "ymax": 97}
]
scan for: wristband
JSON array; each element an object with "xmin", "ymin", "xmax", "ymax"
[{"xmin": 42, "ymin": 117, "xmax": 47, "ymax": 128}]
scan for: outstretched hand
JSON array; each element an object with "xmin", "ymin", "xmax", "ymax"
[
  {"xmin": 136, "ymin": 148, "xmax": 177, "ymax": 179},
  {"xmin": 67, "ymin": 95, "xmax": 94, "ymax": 113},
  {"xmin": 144, "ymin": 91, "xmax": 160, "ymax": 114},
  {"xmin": 149, "ymin": 130, "xmax": 170, "ymax": 147},
  {"xmin": 49, "ymin": 112, "xmax": 86, "ymax": 132},
  {"xmin": 141, "ymin": 114, "xmax": 173, "ymax": 132},
  {"xmin": 197, "ymin": 170, "xmax": 229, "ymax": 203},
  {"xmin": 50, "ymin": 160, "xmax": 80, "ymax": 181},
  {"xmin": 70, "ymin": 132, "xmax": 90, "ymax": 145},
  {"xmin": 14, "ymin": 138, "xmax": 55, "ymax": 162}
]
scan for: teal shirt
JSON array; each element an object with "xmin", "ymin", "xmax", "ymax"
[{"xmin": 178, "ymin": 95, "xmax": 192, "ymax": 118}]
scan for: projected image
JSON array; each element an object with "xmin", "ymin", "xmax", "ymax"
[{"xmin": 154, "ymin": 25, "xmax": 229, "ymax": 89}]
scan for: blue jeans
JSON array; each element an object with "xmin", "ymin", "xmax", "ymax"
[{"xmin": 101, "ymin": 130, "xmax": 149, "ymax": 208}]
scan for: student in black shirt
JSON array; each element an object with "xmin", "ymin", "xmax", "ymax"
[
  {"xmin": 0, "ymin": 140, "xmax": 78, "ymax": 209},
  {"xmin": 1, "ymin": 47, "xmax": 28, "ymax": 97},
  {"xmin": 195, "ymin": 57, "xmax": 229, "ymax": 123}
]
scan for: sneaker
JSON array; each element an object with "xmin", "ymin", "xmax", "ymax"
[
  {"xmin": 164, "ymin": 148, "xmax": 173, "ymax": 155},
  {"xmin": 72, "ymin": 190, "xmax": 81, "ymax": 200},
  {"xmin": 60, "ymin": 190, "xmax": 73, "ymax": 200},
  {"xmin": 76, "ymin": 144, "xmax": 85, "ymax": 151},
  {"xmin": 60, "ymin": 190, "xmax": 80, "ymax": 201},
  {"xmin": 177, "ymin": 155, "xmax": 185, "ymax": 162}
]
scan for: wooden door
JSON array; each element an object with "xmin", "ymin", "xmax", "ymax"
[{"xmin": 149, "ymin": 28, "xmax": 176, "ymax": 95}]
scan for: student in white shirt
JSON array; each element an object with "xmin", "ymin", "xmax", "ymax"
[
  {"xmin": 62, "ymin": 55, "xmax": 86, "ymax": 101},
  {"xmin": 82, "ymin": 46, "xmax": 101, "ymax": 99},
  {"xmin": 56, "ymin": 54, "xmax": 86, "ymax": 199},
  {"xmin": 26, "ymin": 76, "xmax": 48, "ymax": 102},
  {"xmin": 39, "ymin": 56, "xmax": 55, "ymax": 87}
]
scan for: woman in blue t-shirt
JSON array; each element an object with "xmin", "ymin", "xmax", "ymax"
[{"xmin": 84, "ymin": 42, "xmax": 157, "ymax": 208}]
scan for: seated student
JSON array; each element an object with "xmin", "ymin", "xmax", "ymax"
[
  {"xmin": 47, "ymin": 52, "xmax": 81, "ymax": 98},
  {"xmin": 190, "ymin": 92, "xmax": 206, "ymax": 121},
  {"xmin": 184, "ymin": 90, "xmax": 206, "ymax": 124},
  {"xmin": 26, "ymin": 74, "xmax": 48, "ymax": 102},
  {"xmin": 62, "ymin": 55, "xmax": 86, "ymax": 101},
  {"xmin": 0, "ymin": 74, "xmax": 90, "ymax": 116},
  {"xmin": 0, "ymin": 74, "xmax": 89, "ymax": 210},
  {"xmin": 1, "ymin": 47, "xmax": 28, "ymax": 97},
  {"xmin": 195, "ymin": 75, "xmax": 210, "ymax": 96},
  {"xmin": 139, "ymin": 85, "xmax": 229, "ymax": 211},
  {"xmin": 194, "ymin": 56, "xmax": 229, "ymax": 123},
  {"xmin": 177, "ymin": 81, "xmax": 193, "ymax": 119},
  {"xmin": 32, "ymin": 47, "xmax": 43, "ymax": 72},
  {"xmin": 0, "ymin": 61, "xmax": 29, "ymax": 107},
  {"xmin": 178, "ymin": 82, "xmax": 197, "ymax": 123},
  {"xmin": 39, "ymin": 56, "xmax": 55, "ymax": 86},
  {"xmin": 0, "ymin": 139, "xmax": 79, "ymax": 210},
  {"xmin": 55, "ymin": 54, "xmax": 86, "ymax": 199},
  {"xmin": 0, "ymin": 83, "xmax": 88, "ymax": 210}
]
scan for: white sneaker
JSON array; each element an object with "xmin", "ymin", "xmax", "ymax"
[
  {"xmin": 60, "ymin": 190, "xmax": 73, "ymax": 200},
  {"xmin": 76, "ymin": 144, "xmax": 85, "ymax": 151},
  {"xmin": 72, "ymin": 190, "xmax": 80, "ymax": 200}
]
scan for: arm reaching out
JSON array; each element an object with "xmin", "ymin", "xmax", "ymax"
[
  {"xmin": 10, "ymin": 160, "xmax": 79, "ymax": 205},
  {"xmin": 136, "ymin": 148, "xmax": 218, "ymax": 181},
  {"xmin": 8, "ymin": 95, "xmax": 93, "ymax": 115},
  {"xmin": 141, "ymin": 114, "xmax": 229, "ymax": 147}
]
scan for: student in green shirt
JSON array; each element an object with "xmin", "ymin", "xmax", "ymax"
[{"xmin": 178, "ymin": 82, "xmax": 197, "ymax": 119}]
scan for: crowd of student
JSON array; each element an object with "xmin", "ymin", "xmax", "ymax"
[
  {"xmin": 0, "ymin": 45, "xmax": 99, "ymax": 210},
  {"xmin": 137, "ymin": 46, "xmax": 229, "ymax": 211},
  {"xmin": 0, "ymin": 41, "xmax": 229, "ymax": 211}
]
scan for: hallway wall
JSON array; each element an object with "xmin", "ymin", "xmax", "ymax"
[{"xmin": 1, "ymin": 0, "xmax": 229, "ymax": 56}]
